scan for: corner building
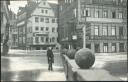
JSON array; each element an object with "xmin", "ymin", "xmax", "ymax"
[
  {"xmin": 26, "ymin": 0, "xmax": 59, "ymax": 50},
  {"xmin": 58, "ymin": 0, "xmax": 127, "ymax": 53}
]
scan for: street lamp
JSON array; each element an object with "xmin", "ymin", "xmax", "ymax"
[{"xmin": 83, "ymin": 18, "xmax": 86, "ymax": 48}]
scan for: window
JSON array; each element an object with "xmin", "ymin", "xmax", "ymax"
[
  {"xmin": 40, "ymin": 18, "xmax": 44, "ymax": 22},
  {"xmin": 95, "ymin": 9, "xmax": 99, "ymax": 18},
  {"xmin": 112, "ymin": 11, "xmax": 116, "ymax": 18},
  {"xmin": 41, "ymin": 37, "xmax": 44, "ymax": 42},
  {"xmin": 52, "ymin": 37, "xmax": 55, "ymax": 42},
  {"xmin": 102, "ymin": 26, "xmax": 108, "ymax": 36},
  {"xmin": 94, "ymin": 26, "xmax": 99, "ymax": 35},
  {"xmin": 119, "ymin": 27, "xmax": 123, "ymax": 36},
  {"xmin": 111, "ymin": 26, "xmax": 116, "ymax": 35},
  {"xmin": 35, "ymin": 26, "xmax": 39, "ymax": 31},
  {"xmin": 43, "ymin": 2, "xmax": 46, "ymax": 5},
  {"xmin": 41, "ymin": 10, "xmax": 44, "ymax": 13},
  {"xmin": 86, "ymin": 8, "xmax": 90, "ymax": 17},
  {"xmin": 69, "ymin": 0, "xmax": 72, "ymax": 3},
  {"xmin": 52, "ymin": 28, "xmax": 55, "ymax": 32},
  {"xmin": 81, "ymin": 9, "xmax": 85, "ymax": 17},
  {"xmin": 119, "ymin": 0, "xmax": 123, "ymax": 3},
  {"xmin": 103, "ymin": 10, "xmax": 108, "ymax": 18},
  {"xmin": 41, "ymin": 27, "xmax": 44, "ymax": 31},
  {"xmin": 73, "ymin": 8, "xmax": 77, "ymax": 18},
  {"xmin": 46, "ymin": 37, "xmax": 49, "ymax": 42},
  {"xmin": 35, "ymin": 37, "xmax": 39, "ymax": 43},
  {"xmin": 45, "ymin": 18, "xmax": 49, "ymax": 23},
  {"xmin": 35, "ymin": 17, "xmax": 39, "ymax": 22},
  {"xmin": 119, "ymin": 12, "xmax": 123, "ymax": 18},
  {"xmin": 46, "ymin": 27, "xmax": 49, "ymax": 31},
  {"xmin": 65, "ymin": 0, "xmax": 67, "ymax": 3},
  {"xmin": 52, "ymin": 18, "xmax": 55, "ymax": 23},
  {"xmin": 45, "ymin": 10, "xmax": 48, "ymax": 14}
]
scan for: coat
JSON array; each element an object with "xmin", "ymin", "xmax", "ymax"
[{"xmin": 47, "ymin": 49, "xmax": 54, "ymax": 63}]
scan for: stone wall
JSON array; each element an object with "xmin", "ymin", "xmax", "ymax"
[{"xmin": 61, "ymin": 54, "xmax": 122, "ymax": 81}]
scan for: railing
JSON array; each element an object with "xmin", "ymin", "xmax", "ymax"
[{"xmin": 61, "ymin": 54, "xmax": 122, "ymax": 81}]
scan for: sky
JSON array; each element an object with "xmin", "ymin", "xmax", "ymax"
[{"xmin": 9, "ymin": 0, "xmax": 58, "ymax": 14}]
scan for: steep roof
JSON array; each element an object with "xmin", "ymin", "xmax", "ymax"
[
  {"xmin": 17, "ymin": 1, "xmax": 39, "ymax": 16},
  {"xmin": 17, "ymin": 1, "xmax": 58, "ymax": 18},
  {"xmin": 26, "ymin": 1, "xmax": 39, "ymax": 16},
  {"xmin": 49, "ymin": 3, "xmax": 58, "ymax": 17}
]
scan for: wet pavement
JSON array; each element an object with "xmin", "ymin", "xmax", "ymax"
[
  {"xmin": 93, "ymin": 54, "xmax": 127, "ymax": 81},
  {"xmin": 1, "ymin": 49, "xmax": 127, "ymax": 81},
  {"xmin": 1, "ymin": 50, "xmax": 66, "ymax": 81}
]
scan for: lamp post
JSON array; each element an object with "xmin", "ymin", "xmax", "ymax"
[
  {"xmin": 83, "ymin": 25, "xmax": 86, "ymax": 48},
  {"xmin": 82, "ymin": 15, "xmax": 87, "ymax": 48}
]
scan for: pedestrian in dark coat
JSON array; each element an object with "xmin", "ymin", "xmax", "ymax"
[{"xmin": 47, "ymin": 47, "xmax": 54, "ymax": 71}]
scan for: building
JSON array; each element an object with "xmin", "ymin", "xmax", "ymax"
[
  {"xmin": 1, "ymin": 0, "xmax": 11, "ymax": 55},
  {"xmin": 17, "ymin": 0, "xmax": 59, "ymax": 50},
  {"xmin": 17, "ymin": 6, "xmax": 28, "ymax": 50},
  {"xmin": 9, "ymin": 10, "xmax": 18, "ymax": 49},
  {"xmin": 58, "ymin": 0, "xmax": 127, "ymax": 53}
]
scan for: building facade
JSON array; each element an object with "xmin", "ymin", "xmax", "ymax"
[
  {"xmin": 17, "ymin": 6, "xmax": 28, "ymax": 50},
  {"xmin": 1, "ymin": 0, "xmax": 11, "ymax": 55},
  {"xmin": 16, "ymin": 0, "xmax": 59, "ymax": 50},
  {"xmin": 58, "ymin": 0, "xmax": 127, "ymax": 53},
  {"xmin": 27, "ymin": 0, "xmax": 59, "ymax": 50},
  {"xmin": 9, "ymin": 10, "xmax": 18, "ymax": 49}
]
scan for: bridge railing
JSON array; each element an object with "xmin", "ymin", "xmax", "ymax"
[{"xmin": 60, "ymin": 54, "xmax": 122, "ymax": 81}]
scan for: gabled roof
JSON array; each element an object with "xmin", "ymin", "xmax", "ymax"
[
  {"xmin": 49, "ymin": 3, "xmax": 58, "ymax": 17},
  {"xmin": 17, "ymin": 1, "xmax": 39, "ymax": 16},
  {"xmin": 26, "ymin": 2, "xmax": 39, "ymax": 17},
  {"xmin": 17, "ymin": 1, "xmax": 58, "ymax": 18}
]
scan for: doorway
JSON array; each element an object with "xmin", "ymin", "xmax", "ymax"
[
  {"xmin": 112, "ymin": 43, "xmax": 116, "ymax": 52},
  {"xmin": 119, "ymin": 43, "xmax": 124, "ymax": 52},
  {"xmin": 95, "ymin": 44, "xmax": 100, "ymax": 53},
  {"xmin": 103, "ymin": 43, "xmax": 108, "ymax": 53}
]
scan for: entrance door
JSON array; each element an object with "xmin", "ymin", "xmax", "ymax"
[
  {"xmin": 119, "ymin": 43, "xmax": 124, "ymax": 52},
  {"xmin": 95, "ymin": 44, "xmax": 100, "ymax": 53},
  {"xmin": 112, "ymin": 43, "xmax": 116, "ymax": 52},
  {"xmin": 103, "ymin": 43, "xmax": 108, "ymax": 53}
]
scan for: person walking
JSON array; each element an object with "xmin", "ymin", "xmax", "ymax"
[{"xmin": 47, "ymin": 47, "xmax": 54, "ymax": 71}]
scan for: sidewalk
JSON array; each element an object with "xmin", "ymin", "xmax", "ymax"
[
  {"xmin": 1, "ymin": 51, "xmax": 66, "ymax": 81},
  {"xmin": 6, "ymin": 49, "xmax": 60, "ymax": 56}
]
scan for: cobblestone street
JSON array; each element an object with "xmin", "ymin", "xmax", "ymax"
[
  {"xmin": 1, "ymin": 50, "xmax": 66, "ymax": 81},
  {"xmin": 1, "ymin": 49, "xmax": 127, "ymax": 81}
]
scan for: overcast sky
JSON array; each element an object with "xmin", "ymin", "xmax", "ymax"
[{"xmin": 9, "ymin": 0, "xmax": 58, "ymax": 14}]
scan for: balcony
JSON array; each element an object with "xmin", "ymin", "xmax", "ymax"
[{"xmin": 88, "ymin": 35, "xmax": 127, "ymax": 40}]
